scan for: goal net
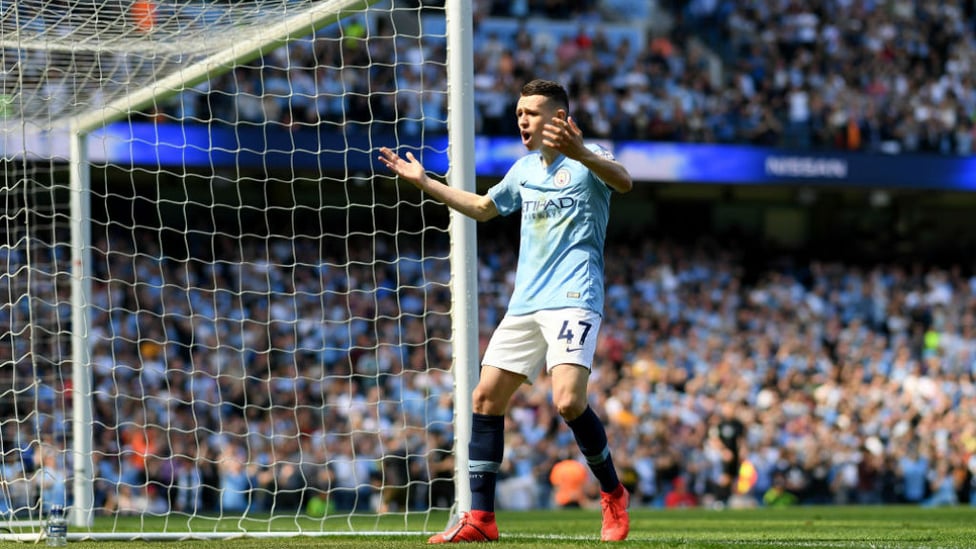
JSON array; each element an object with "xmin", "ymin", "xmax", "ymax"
[{"xmin": 0, "ymin": 0, "xmax": 477, "ymax": 541}]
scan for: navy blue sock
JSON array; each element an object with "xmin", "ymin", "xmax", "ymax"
[
  {"xmin": 566, "ymin": 406, "xmax": 620, "ymax": 493},
  {"xmin": 469, "ymin": 413, "xmax": 505, "ymax": 512}
]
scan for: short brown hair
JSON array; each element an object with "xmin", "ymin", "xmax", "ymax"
[{"xmin": 521, "ymin": 79, "xmax": 569, "ymax": 111}]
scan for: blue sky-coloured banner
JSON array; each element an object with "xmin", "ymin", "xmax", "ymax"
[{"xmin": 6, "ymin": 122, "xmax": 976, "ymax": 190}]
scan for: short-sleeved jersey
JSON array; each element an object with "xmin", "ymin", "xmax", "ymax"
[{"xmin": 487, "ymin": 143, "xmax": 615, "ymax": 316}]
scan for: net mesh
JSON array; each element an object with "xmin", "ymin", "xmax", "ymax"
[
  {"xmin": 1, "ymin": 0, "xmax": 457, "ymax": 538},
  {"xmin": 3, "ymin": 0, "xmax": 356, "ymax": 127},
  {"xmin": 0, "ymin": 161, "xmax": 72, "ymax": 524}
]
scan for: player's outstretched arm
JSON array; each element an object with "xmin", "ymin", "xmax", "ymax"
[
  {"xmin": 378, "ymin": 147, "xmax": 498, "ymax": 221},
  {"xmin": 542, "ymin": 117, "xmax": 633, "ymax": 194}
]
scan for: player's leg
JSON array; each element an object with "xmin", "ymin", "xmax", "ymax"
[
  {"xmin": 543, "ymin": 308, "xmax": 629, "ymax": 542},
  {"xmin": 428, "ymin": 367, "xmax": 524, "ymax": 544},
  {"xmin": 429, "ymin": 315, "xmax": 542, "ymax": 544},
  {"xmin": 545, "ymin": 308, "xmax": 622, "ymax": 492},
  {"xmin": 550, "ymin": 363, "xmax": 630, "ymax": 541},
  {"xmin": 549, "ymin": 363, "xmax": 622, "ymax": 487},
  {"xmin": 468, "ymin": 365, "xmax": 524, "ymax": 514}
]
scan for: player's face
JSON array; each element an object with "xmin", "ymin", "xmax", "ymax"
[{"xmin": 515, "ymin": 95, "xmax": 562, "ymax": 151}]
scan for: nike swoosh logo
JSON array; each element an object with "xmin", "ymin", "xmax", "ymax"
[{"xmin": 566, "ymin": 347, "xmax": 583, "ymax": 353}]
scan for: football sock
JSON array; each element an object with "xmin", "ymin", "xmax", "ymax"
[
  {"xmin": 567, "ymin": 406, "xmax": 620, "ymax": 493},
  {"xmin": 469, "ymin": 413, "xmax": 505, "ymax": 512}
]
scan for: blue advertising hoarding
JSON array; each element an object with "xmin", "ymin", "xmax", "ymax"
[{"xmin": 10, "ymin": 121, "xmax": 976, "ymax": 191}]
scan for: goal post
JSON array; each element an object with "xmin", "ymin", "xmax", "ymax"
[
  {"xmin": 68, "ymin": 130, "xmax": 94, "ymax": 530},
  {"xmin": 1, "ymin": 0, "xmax": 477, "ymax": 541},
  {"xmin": 443, "ymin": 0, "xmax": 478, "ymax": 521}
]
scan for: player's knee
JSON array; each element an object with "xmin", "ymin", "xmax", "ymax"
[
  {"xmin": 553, "ymin": 393, "xmax": 586, "ymax": 421},
  {"xmin": 471, "ymin": 386, "xmax": 506, "ymax": 415}
]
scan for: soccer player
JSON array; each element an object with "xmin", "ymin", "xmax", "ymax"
[{"xmin": 378, "ymin": 78, "xmax": 633, "ymax": 543}]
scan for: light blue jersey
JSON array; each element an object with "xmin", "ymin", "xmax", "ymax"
[{"xmin": 488, "ymin": 144, "xmax": 615, "ymax": 316}]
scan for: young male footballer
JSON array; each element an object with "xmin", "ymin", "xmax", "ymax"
[{"xmin": 379, "ymin": 78, "xmax": 633, "ymax": 543}]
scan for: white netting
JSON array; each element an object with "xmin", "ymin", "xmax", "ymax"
[
  {"xmin": 3, "ymin": 0, "xmax": 355, "ymax": 126},
  {"xmin": 0, "ymin": 162, "xmax": 72, "ymax": 525},
  {"xmin": 1, "ymin": 0, "xmax": 462, "ymax": 540}
]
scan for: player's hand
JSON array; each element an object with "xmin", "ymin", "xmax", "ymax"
[
  {"xmin": 378, "ymin": 147, "xmax": 427, "ymax": 188},
  {"xmin": 542, "ymin": 116, "xmax": 585, "ymax": 159}
]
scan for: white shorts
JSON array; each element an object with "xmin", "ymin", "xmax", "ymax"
[{"xmin": 481, "ymin": 308, "xmax": 603, "ymax": 383}]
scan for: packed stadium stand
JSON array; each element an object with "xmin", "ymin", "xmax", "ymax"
[
  {"xmin": 149, "ymin": 0, "xmax": 976, "ymax": 155},
  {"xmin": 5, "ymin": 0, "xmax": 976, "ymax": 518},
  {"xmin": 6, "ymin": 223, "xmax": 975, "ymax": 514}
]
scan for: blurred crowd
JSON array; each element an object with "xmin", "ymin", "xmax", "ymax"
[
  {"xmin": 2, "ymin": 225, "xmax": 976, "ymax": 516},
  {"xmin": 680, "ymin": 0, "xmax": 976, "ymax": 155},
  {"xmin": 480, "ymin": 235, "xmax": 976, "ymax": 511},
  {"xmin": 5, "ymin": 0, "xmax": 976, "ymax": 522},
  {"xmin": 143, "ymin": 0, "xmax": 976, "ymax": 156},
  {"xmin": 18, "ymin": 0, "xmax": 976, "ymax": 155},
  {"xmin": 474, "ymin": 0, "xmax": 976, "ymax": 154}
]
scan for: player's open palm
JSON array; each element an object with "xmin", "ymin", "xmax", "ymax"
[
  {"xmin": 378, "ymin": 147, "xmax": 426, "ymax": 188},
  {"xmin": 543, "ymin": 116, "xmax": 586, "ymax": 159}
]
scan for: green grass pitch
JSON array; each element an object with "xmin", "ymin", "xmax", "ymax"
[{"xmin": 9, "ymin": 506, "xmax": 975, "ymax": 548}]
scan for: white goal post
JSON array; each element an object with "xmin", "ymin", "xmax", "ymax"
[{"xmin": 0, "ymin": 0, "xmax": 476, "ymax": 541}]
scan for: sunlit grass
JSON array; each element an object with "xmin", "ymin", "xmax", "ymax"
[{"xmin": 3, "ymin": 505, "xmax": 973, "ymax": 548}]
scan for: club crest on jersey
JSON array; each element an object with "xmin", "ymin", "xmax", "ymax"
[{"xmin": 554, "ymin": 168, "xmax": 571, "ymax": 188}]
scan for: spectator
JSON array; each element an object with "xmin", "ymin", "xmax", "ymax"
[
  {"xmin": 0, "ymin": 451, "xmax": 31, "ymax": 516},
  {"xmin": 898, "ymin": 446, "xmax": 931, "ymax": 504},
  {"xmin": 35, "ymin": 449, "xmax": 68, "ymax": 514},
  {"xmin": 763, "ymin": 474, "xmax": 798, "ymax": 507},
  {"xmin": 663, "ymin": 477, "xmax": 698, "ymax": 508},
  {"xmin": 922, "ymin": 458, "xmax": 959, "ymax": 507},
  {"xmin": 218, "ymin": 444, "xmax": 256, "ymax": 513},
  {"xmin": 549, "ymin": 457, "xmax": 593, "ymax": 509}
]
